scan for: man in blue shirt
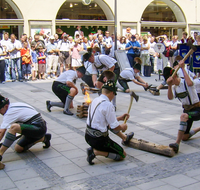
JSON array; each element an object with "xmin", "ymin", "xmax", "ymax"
[{"xmin": 125, "ymin": 35, "xmax": 141, "ymax": 67}]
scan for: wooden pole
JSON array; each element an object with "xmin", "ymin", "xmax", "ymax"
[{"xmin": 125, "ymin": 138, "xmax": 175, "ymax": 157}]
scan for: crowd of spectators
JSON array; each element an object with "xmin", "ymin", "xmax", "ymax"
[{"xmin": 0, "ymin": 28, "xmax": 199, "ymax": 84}]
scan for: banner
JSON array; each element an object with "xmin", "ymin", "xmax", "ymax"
[
  {"xmin": 193, "ymin": 46, "xmax": 200, "ymax": 68},
  {"xmin": 179, "ymin": 43, "xmax": 190, "ymax": 64}
]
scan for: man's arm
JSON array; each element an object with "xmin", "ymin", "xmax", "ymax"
[
  {"xmin": 166, "ymin": 77, "xmax": 174, "ymax": 100},
  {"xmin": 180, "ymin": 60, "xmax": 193, "ymax": 86},
  {"xmin": 133, "ymin": 76, "xmax": 148, "ymax": 88}
]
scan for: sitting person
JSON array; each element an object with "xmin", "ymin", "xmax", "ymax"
[
  {"xmin": 163, "ymin": 60, "xmax": 200, "ymax": 153},
  {"xmin": 117, "ymin": 63, "xmax": 149, "ymax": 93},
  {"xmin": 85, "ymin": 80, "xmax": 134, "ymax": 165},
  {"xmin": 46, "ymin": 66, "xmax": 86, "ymax": 115},
  {"xmin": 0, "ymin": 95, "xmax": 51, "ymax": 168}
]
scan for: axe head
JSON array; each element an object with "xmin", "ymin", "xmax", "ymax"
[
  {"xmin": 130, "ymin": 91, "xmax": 139, "ymax": 102},
  {"xmin": 187, "ymin": 40, "xmax": 197, "ymax": 52}
]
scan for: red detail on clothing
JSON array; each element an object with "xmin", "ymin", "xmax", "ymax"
[
  {"xmin": 21, "ymin": 48, "xmax": 31, "ymax": 65},
  {"xmin": 38, "ymin": 52, "xmax": 46, "ymax": 64}
]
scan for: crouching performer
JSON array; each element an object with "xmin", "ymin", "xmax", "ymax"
[
  {"xmin": 85, "ymin": 80, "xmax": 134, "ymax": 165},
  {"xmin": 0, "ymin": 95, "xmax": 51, "ymax": 168},
  {"xmin": 164, "ymin": 60, "xmax": 200, "ymax": 154}
]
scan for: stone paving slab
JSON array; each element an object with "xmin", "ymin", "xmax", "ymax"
[{"xmin": 1, "ymin": 74, "xmax": 200, "ymax": 189}]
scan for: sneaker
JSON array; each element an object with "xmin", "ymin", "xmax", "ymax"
[
  {"xmin": 63, "ymin": 109, "xmax": 73, "ymax": 115},
  {"xmin": 122, "ymin": 132, "xmax": 134, "ymax": 145},
  {"xmin": 46, "ymin": 101, "xmax": 52, "ymax": 112},
  {"xmin": 43, "ymin": 133, "xmax": 51, "ymax": 148},
  {"xmin": 169, "ymin": 143, "xmax": 179, "ymax": 153},
  {"xmin": 47, "ymin": 76, "xmax": 51, "ymax": 80},
  {"xmin": 87, "ymin": 147, "xmax": 95, "ymax": 165}
]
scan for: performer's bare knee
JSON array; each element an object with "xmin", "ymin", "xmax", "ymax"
[
  {"xmin": 9, "ymin": 124, "xmax": 20, "ymax": 133},
  {"xmin": 180, "ymin": 113, "xmax": 189, "ymax": 122},
  {"xmin": 15, "ymin": 144, "xmax": 24, "ymax": 153}
]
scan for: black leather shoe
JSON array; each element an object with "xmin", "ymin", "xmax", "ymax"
[
  {"xmin": 43, "ymin": 133, "xmax": 51, "ymax": 148},
  {"xmin": 46, "ymin": 101, "xmax": 52, "ymax": 112},
  {"xmin": 87, "ymin": 147, "xmax": 95, "ymax": 165},
  {"xmin": 63, "ymin": 109, "xmax": 73, "ymax": 115},
  {"xmin": 122, "ymin": 132, "xmax": 134, "ymax": 145},
  {"xmin": 169, "ymin": 143, "xmax": 179, "ymax": 153}
]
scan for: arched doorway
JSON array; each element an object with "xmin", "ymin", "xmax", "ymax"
[
  {"xmin": 55, "ymin": 0, "xmax": 114, "ymax": 37},
  {"xmin": 0, "ymin": 0, "xmax": 24, "ymax": 39},
  {"xmin": 141, "ymin": 0, "xmax": 186, "ymax": 39}
]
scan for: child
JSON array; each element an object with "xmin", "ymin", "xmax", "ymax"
[
  {"xmin": 21, "ymin": 42, "xmax": 31, "ymax": 81},
  {"xmin": 37, "ymin": 45, "xmax": 46, "ymax": 80},
  {"xmin": 30, "ymin": 44, "xmax": 38, "ymax": 80}
]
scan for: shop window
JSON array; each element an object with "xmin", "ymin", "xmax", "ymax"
[
  {"xmin": 0, "ymin": 0, "xmax": 17, "ymax": 19},
  {"xmin": 56, "ymin": 0, "xmax": 106, "ymax": 20},
  {"xmin": 141, "ymin": 0, "xmax": 177, "ymax": 22}
]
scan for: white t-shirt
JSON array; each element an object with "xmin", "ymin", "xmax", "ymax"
[
  {"xmin": 120, "ymin": 68, "xmax": 139, "ymax": 80},
  {"xmin": 1, "ymin": 39, "xmax": 10, "ymax": 50},
  {"xmin": 7, "ymin": 40, "xmax": 22, "ymax": 59},
  {"xmin": 55, "ymin": 70, "xmax": 78, "ymax": 84},
  {"xmin": 141, "ymin": 43, "xmax": 149, "ymax": 55},
  {"xmin": 0, "ymin": 103, "xmax": 39, "ymax": 129},
  {"xmin": 173, "ymin": 78, "xmax": 199, "ymax": 105},
  {"xmin": 86, "ymin": 94, "xmax": 119, "ymax": 132},
  {"xmin": 0, "ymin": 46, "xmax": 6, "ymax": 60},
  {"xmin": 84, "ymin": 61, "xmax": 93, "ymax": 75},
  {"xmin": 57, "ymin": 40, "xmax": 70, "ymax": 51},
  {"xmin": 91, "ymin": 55, "xmax": 117, "ymax": 75}
]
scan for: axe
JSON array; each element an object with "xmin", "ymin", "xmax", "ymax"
[
  {"xmin": 124, "ymin": 91, "xmax": 139, "ymax": 124},
  {"xmin": 172, "ymin": 40, "xmax": 197, "ymax": 78}
]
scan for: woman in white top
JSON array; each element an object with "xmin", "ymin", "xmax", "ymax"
[{"xmin": 140, "ymin": 37, "xmax": 150, "ymax": 76}]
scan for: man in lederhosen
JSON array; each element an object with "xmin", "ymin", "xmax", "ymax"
[
  {"xmin": 82, "ymin": 48, "xmax": 120, "ymax": 109},
  {"xmin": 85, "ymin": 80, "xmax": 134, "ymax": 165},
  {"xmin": 0, "ymin": 95, "xmax": 51, "ymax": 168},
  {"xmin": 164, "ymin": 60, "xmax": 200, "ymax": 153},
  {"xmin": 46, "ymin": 66, "xmax": 86, "ymax": 115}
]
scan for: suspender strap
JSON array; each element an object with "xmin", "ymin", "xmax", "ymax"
[
  {"xmin": 89, "ymin": 100, "xmax": 106, "ymax": 127},
  {"xmin": 184, "ymin": 80, "xmax": 192, "ymax": 105}
]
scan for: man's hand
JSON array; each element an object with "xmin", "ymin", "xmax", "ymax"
[
  {"xmin": 167, "ymin": 76, "xmax": 173, "ymax": 86},
  {"xmin": 117, "ymin": 113, "xmax": 130, "ymax": 121},
  {"xmin": 179, "ymin": 60, "xmax": 185, "ymax": 68}
]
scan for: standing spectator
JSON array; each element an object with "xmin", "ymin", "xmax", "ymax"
[
  {"xmin": 149, "ymin": 36, "xmax": 156, "ymax": 73},
  {"xmin": 8, "ymin": 34, "xmax": 23, "ymax": 82},
  {"xmin": 1, "ymin": 32, "xmax": 11, "ymax": 81},
  {"xmin": 88, "ymin": 34, "xmax": 94, "ymax": 47},
  {"xmin": 71, "ymin": 39, "xmax": 82, "ymax": 69},
  {"xmin": 74, "ymin": 26, "xmax": 84, "ymax": 39},
  {"xmin": 82, "ymin": 37, "xmax": 89, "ymax": 50},
  {"xmin": 104, "ymin": 31, "xmax": 113, "ymax": 57},
  {"xmin": 46, "ymin": 36, "xmax": 59, "ymax": 79},
  {"xmin": 33, "ymin": 34, "xmax": 45, "ymax": 52},
  {"xmin": 0, "ymin": 43, "xmax": 6, "ymax": 83},
  {"xmin": 57, "ymin": 34, "xmax": 71, "ymax": 73},
  {"xmin": 54, "ymin": 34, "xmax": 60, "ymax": 46},
  {"xmin": 30, "ymin": 44, "xmax": 38, "ymax": 81},
  {"xmin": 28, "ymin": 36, "xmax": 33, "ymax": 47},
  {"xmin": 37, "ymin": 45, "xmax": 46, "ymax": 80},
  {"xmin": 119, "ymin": 36, "xmax": 127, "ymax": 50},
  {"xmin": 193, "ymin": 35, "xmax": 200, "ymax": 45},
  {"xmin": 169, "ymin": 35, "xmax": 179, "ymax": 67},
  {"xmin": 140, "ymin": 37, "xmax": 150, "ymax": 76},
  {"xmin": 97, "ymin": 34, "xmax": 106, "ymax": 54},
  {"xmin": 21, "ymin": 42, "xmax": 31, "ymax": 81},
  {"xmin": 125, "ymin": 35, "xmax": 141, "ymax": 67},
  {"xmin": 181, "ymin": 32, "xmax": 188, "ymax": 43}
]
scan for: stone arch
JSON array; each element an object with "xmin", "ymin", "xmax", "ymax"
[{"xmin": 5, "ymin": 0, "xmax": 23, "ymax": 19}]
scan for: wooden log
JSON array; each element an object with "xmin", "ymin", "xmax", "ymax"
[
  {"xmin": 0, "ymin": 162, "xmax": 5, "ymax": 170},
  {"xmin": 77, "ymin": 110, "xmax": 88, "ymax": 114},
  {"xmin": 125, "ymin": 138, "xmax": 175, "ymax": 157},
  {"xmin": 76, "ymin": 113, "xmax": 88, "ymax": 118}
]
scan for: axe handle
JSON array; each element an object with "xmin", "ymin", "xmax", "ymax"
[
  {"xmin": 124, "ymin": 96, "xmax": 134, "ymax": 124},
  {"xmin": 172, "ymin": 49, "xmax": 194, "ymax": 78}
]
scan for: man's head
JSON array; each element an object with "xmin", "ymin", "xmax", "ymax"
[
  {"xmin": 133, "ymin": 63, "xmax": 141, "ymax": 73},
  {"xmin": 83, "ymin": 48, "xmax": 93, "ymax": 62},
  {"xmin": 182, "ymin": 32, "xmax": 188, "ymax": 39},
  {"xmin": 163, "ymin": 67, "xmax": 176, "ymax": 81},
  {"xmin": 105, "ymin": 31, "xmax": 110, "ymax": 37},
  {"xmin": 98, "ymin": 34, "xmax": 103, "ymax": 42},
  {"xmin": 4, "ymin": 32, "xmax": 9, "ymax": 40},
  {"xmin": 131, "ymin": 35, "xmax": 136, "ymax": 41},
  {"xmin": 10, "ymin": 34, "xmax": 16, "ymax": 43},
  {"xmin": 76, "ymin": 66, "xmax": 86, "ymax": 78},
  {"xmin": 34, "ymin": 34, "xmax": 40, "ymax": 42},
  {"xmin": 89, "ymin": 35, "xmax": 93, "ymax": 41},
  {"xmin": 0, "ymin": 95, "xmax": 9, "ymax": 115},
  {"xmin": 49, "ymin": 35, "xmax": 55, "ymax": 43},
  {"xmin": 63, "ymin": 33, "xmax": 68, "ymax": 41},
  {"xmin": 102, "ymin": 80, "xmax": 117, "ymax": 97}
]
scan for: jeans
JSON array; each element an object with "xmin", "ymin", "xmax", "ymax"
[
  {"xmin": 5, "ymin": 59, "xmax": 11, "ymax": 81},
  {"xmin": 11, "ymin": 58, "xmax": 22, "ymax": 80},
  {"xmin": 127, "ymin": 54, "xmax": 137, "ymax": 67}
]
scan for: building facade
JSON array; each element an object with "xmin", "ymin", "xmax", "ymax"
[{"xmin": 0, "ymin": 0, "xmax": 200, "ymax": 39}]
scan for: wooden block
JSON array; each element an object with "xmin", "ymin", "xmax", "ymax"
[
  {"xmin": 125, "ymin": 138, "xmax": 175, "ymax": 157},
  {"xmin": 0, "ymin": 162, "xmax": 5, "ymax": 170},
  {"xmin": 76, "ymin": 113, "xmax": 88, "ymax": 118}
]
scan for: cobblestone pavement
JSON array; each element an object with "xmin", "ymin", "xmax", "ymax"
[{"xmin": 1, "ymin": 74, "xmax": 200, "ymax": 190}]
